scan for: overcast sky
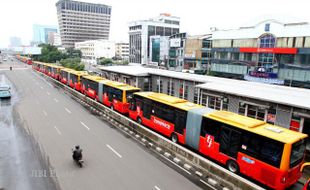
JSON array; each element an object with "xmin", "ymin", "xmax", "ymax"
[{"xmin": 1, "ymin": 0, "xmax": 310, "ymax": 48}]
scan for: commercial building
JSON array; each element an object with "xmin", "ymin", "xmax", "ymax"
[
  {"xmin": 33, "ymin": 24, "xmax": 58, "ymax": 44},
  {"xmin": 168, "ymin": 33, "xmax": 187, "ymax": 70},
  {"xmin": 210, "ymin": 17, "xmax": 310, "ymax": 87},
  {"xmin": 115, "ymin": 42, "xmax": 129, "ymax": 61},
  {"xmin": 128, "ymin": 13, "xmax": 180, "ymax": 65},
  {"xmin": 167, "ymin": 33, "xmax": 212, "ymax": 72},
  {"xmin": 9, "ymin": 37, "xmax": 22, "ymax": 47},
  {"xmin": 56, "ymin": 0, "xmax": 111, "ymax": 48},
  {"xmin": 99, "ymin": 65, "xmax": 310, "ymax": 150},
  {"xmin": 75, "ymin": 40, "xmax": 115, "ymax": 65},
  {"xmin": 149, "ymin": 36, "xmax": 169, "ymax": 66}
]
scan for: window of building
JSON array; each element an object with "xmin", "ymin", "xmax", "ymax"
[
  {"xmin": 264, "ymin": 23, "xmax": 270, "ymax": 32},
  {"xmin": 202, "ymin": 40, "xmax": 212, "ymax": 48},
  {"xmin": 267, "ymin": 107, "xmax": 276, "ymax": 124},
  {"xmin": 280, "ymin": 54, "xmax": 295, "ymax": 64},
  {"xmin": 167, "ymin": 80, "xmax": 175, "ymax": 96},
  {"xmin": 232, "ymin": 53, "xmax": 240, "ymax": 60},
  {"xmin": 156, "ymin": 79, "xmax": 163, "ymax": 93},
  {"xmin": 184, "ymin": 85, "xmax": 189, "ymax": 100},
  {"xmin": 258, "ymin": 53, "xmax": 274, "ymax": 66},
  {"xmin": 208, "ymin": 96, "xmax": 221, "ymax": 110},
  {"xmin": 155, "ymin": 26, "xmax": 164, "ymax": 36},
  {"xmin": 238, "ymin": 102, "xmax": 246, "ymax": 116},
  {"xmin": 194, "ymin": 88, "xmax": 199, "ymax": 104},
  {"xmin": 222, "ymin": 97, "xmax": 229, "ymax": 111},
  {"xmin": 259, "ymin": 34, "xmax": 276, "ymax": 48}
]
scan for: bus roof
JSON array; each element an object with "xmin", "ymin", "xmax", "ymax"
[
  {"xmin": 82, "ymin": 75, "xmax": 106, "ymax": 82},
  {"xmin": 134, "ymin": 92, "xmax": 202, "ymax": 111},
  {"xmin": 60, "ymin": 68, "xmax": 76, "ymax": 73},
  {"xmin": 103, "ymin": 80, "xmax": 140, "ymax": 91},
  {"xmin": 207, "ymin": 111, "xmax": 308, "ymax": 144},
  {"xmin": 34, "ymin": 61, "xmax": 47, "ymax": 66},
  {"xmin": 46, "ymin": 64, "xmax": 64, "ymax": 69},
  {"xmin": 71, "ymin": 70, "xmax": 88, "ymax": 76}
]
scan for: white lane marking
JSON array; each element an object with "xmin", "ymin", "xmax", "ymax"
[
  {"xmin": 65, "ymin": 107, "xmax": 71, "ymax": 114},
  {"xmin": 47, "ymin": 83, "xmax": 53, "ymax": 87},
  {"xmin": 40, "ymin": 86, "xmax": 44, "ymax": 90},
  {"xmin": 54, "ymin": 126, "xmax": 62, "ymax": 135},
  {"xmin": 199, "ymin": 179, "xmax": 217, "ymax": 190},
  {"xmin": 154, "ymin": 186, "xmax": 161, "ymax": 190},
  {"xmin": 47, "ymin": 91, "xmax": 50, "ymax": 95},
  {"xmin": 106, "ymin": 144, "xmax": 122, "ymax": 158},
  {"xmin": 0, "ymin": 68, "xmax": 28, "ymax": 71},
  {"xmin": 43, "ymin": 110, "xmax": 47, "ymax": 116},
  {"xmin": 80, "ymin": 122, "xmax": 90, "ymax": 130},
  {"xmin": 160, "ymin": 154, "xmax": 191, "ymax": 175},
  {"xmin": 54, "ymin": 98, "xmax": 59, "ymax": 102}
]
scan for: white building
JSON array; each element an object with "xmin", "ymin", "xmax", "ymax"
[
  {"xmin": 48, "ymin": 32, "xmax": 62, "ymax": 46},
  {"xmin": 75, "ymin": 40, "xmax": 115, "ymax": 65},
  {"xmin": 128, "ymin": 13, "xmax": 180, "ymax": 65},
  {"xmin": 115, "ymin": 42, "xmax": 129, "ymax": 61}
]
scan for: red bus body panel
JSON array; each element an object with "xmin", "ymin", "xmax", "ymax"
[
  {"xmin": 74, "ymin": 83, "xmax": 82, "ymax": 92},
  {"xmin": 129, "ymin": 107, "xmax": 174, "ymax": 137},
  {"xmin": 69, "ymin": 80, "xmax": 74, "ymax": 88},
  {"xmin": 86, "ymin": 88, "xmax": 97, "ymax": 99},
  {"xmin": 61, "ymin": 77, "xmax": 67, "ymax": 85}
]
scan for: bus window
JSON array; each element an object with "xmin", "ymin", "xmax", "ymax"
[
  {"xmin": 241, "ymin": 133, "xmax": 261, "ymax": 158},
  {"xmin": 174, "ymin": 110, "xmax": 186, "ymax": 134},
  {"xmin": 153, "ymin": 103, "xmax": 175, "ymax": 123},
  {"xmin": 126, "ymin": 90, "xmax": 139, "ymax": 103},
  {"xmin": 142, "ymin": 100, "xmax": 152, "ymax": 119},
  {"xmin": 260, "ymin": 139, "xmax": 283, "ymax": 168},
  {"xmin": 290, "ymin": 139, "xmax": 306, "ymax": 168},
  {"xmin": 201, "ymin": 118, "xmax": 220, "ymax": 142},
  {"xmin": 219, "ymin": 127, "xmax": 241, "ymax": 158},
  {"xmin": 111, "ymin": 88, "xmax": 122, "ymax": 101}
]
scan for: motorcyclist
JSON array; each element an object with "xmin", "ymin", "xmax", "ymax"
[{"xmin": 72, "ymin": 145, "xmax": 82, "ymax": 161}]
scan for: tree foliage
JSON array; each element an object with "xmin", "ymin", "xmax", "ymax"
[
  {"xmin": 32, "ymin": 44, "xmax": 84, "ymax": 71},
  {"xmin": 59, "ymin": 58, "xmax": 84, "ymax": 71},
  {"xmin": 98, "ymin": 57, "xmax": 113, "ymax": 65},
  {"xmin": 33, "ymin": 44, "xmax": 65, "ymax": 63}
]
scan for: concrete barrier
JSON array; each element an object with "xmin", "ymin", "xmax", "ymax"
[{"xmin": 39, "ymin": 71, "xmax": 265, "ymax": 190}]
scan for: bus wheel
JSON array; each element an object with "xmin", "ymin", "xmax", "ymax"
[
  {"xmin": 171, "ymin": 133, "xmax": 178, "ymax": 143},
  {"xmin": 137, "ymin": 117, "xmax": 142, "ymax": 124},
  {"xmin": 226, "ymin": 160, "xmax": 239, "ymax": 173}
]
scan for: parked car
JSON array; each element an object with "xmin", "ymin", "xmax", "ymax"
[{"xmin": 0, "ymin": 85, "xmax": 11, "ymax": 98}]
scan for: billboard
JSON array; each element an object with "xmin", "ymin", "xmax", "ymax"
[{"xmin": 170, "ymin": 38, "xmax": 181, "ymax": 48}]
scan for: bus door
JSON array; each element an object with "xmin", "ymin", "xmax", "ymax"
[
  {"xmin": 219, "ymin": 126, "xmax": 241, "ymax": 159},
  {"xmin": 142, "ymin": 99, "xmax": 153, "ymax": 127},
  {"xmin": 174, "ymin": 110, "xmax": 186, "ymax": 144}
]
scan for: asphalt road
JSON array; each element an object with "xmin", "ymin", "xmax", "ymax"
[{"xmin": 2, "ymin": 58, "xmax": 204, "ymax": 190}]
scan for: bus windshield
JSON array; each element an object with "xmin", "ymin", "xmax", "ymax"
[{"xmin": 290, "ymin": 139, "xmax": 306, "ymax": 168}]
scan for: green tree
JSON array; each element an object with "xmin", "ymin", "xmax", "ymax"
[
  {"xmin": 66, "ymin": 48, "xmax": 82, "ymax": 58},
  {"xmin": 59, "ymin": 58, "xmax": 84, "ymax": 71},
  {"xmin": 98, "ymin": 57, "xmax": 113, "ymax": 65},
  {"xmin": 34, "ymin": 44, "xmax": 65, "ymax": 63}
]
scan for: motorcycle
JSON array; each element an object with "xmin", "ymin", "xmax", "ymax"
[{"xmin": 72, "ymin": 148, "xmax": 84, "ymax": 168}]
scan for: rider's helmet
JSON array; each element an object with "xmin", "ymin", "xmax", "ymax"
[{"xmin": 75, "ymin": 145, "xmax": 80, "ymax": 149}]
